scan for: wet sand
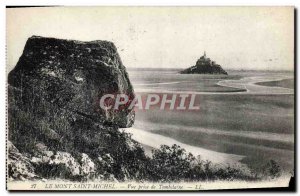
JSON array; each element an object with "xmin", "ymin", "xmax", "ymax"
[{"xmin": 126, "ymin": 70, "xmax": 294, "ymax": 172}]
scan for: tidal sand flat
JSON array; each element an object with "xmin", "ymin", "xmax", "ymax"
[
  {"xmin": 124, "ymin": 127, "xmax": 245, "ymax": 166},
  {"xmin": 127, "ymin": 69, "xmax": 294, "ymax": 173},
  {"xmin": 256, "ymin": 78, "xmax": 294, "ymax": 89},
  {"xmin": 128, "ymin": 68, "xmax": 245, "ymax": 93}
]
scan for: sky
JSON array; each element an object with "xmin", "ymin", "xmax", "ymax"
[{"xmin": 7, "ymin": 7, "xmax": 294, "ymax": 72}]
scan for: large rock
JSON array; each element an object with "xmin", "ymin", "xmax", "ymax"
[
  {"xmin": 8, "ymin": 35, "xmax": 135, "ymax": 128},
  {"xmin": 7, "ymin": 36, "xmax": 148, "ymax": 182}
]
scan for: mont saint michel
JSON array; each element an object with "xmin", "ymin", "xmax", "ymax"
[{"xmin": 180, "ymin": 52, "xmax": 228, "ymax": 75}]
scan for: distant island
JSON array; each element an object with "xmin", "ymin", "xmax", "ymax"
[{"xmin": 180, "ymin": 52, "xmax": 228, "ymax": 75}]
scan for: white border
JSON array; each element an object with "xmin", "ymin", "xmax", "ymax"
[
  {"xmin": 1, "ymin": 0, "xmax": 298, "ymax": 6},
  {"xmin": 1, "ymin": 1, "xmax": 298, "ymax": 195}
]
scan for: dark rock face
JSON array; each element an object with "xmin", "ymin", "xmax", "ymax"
[
  {"xmin": 8, "ymin": 36, "xmax": 147, "ymax": 181},
  {"xmin": 180, "ymin": 53, "xmax": 228, "ymax": 75},
  {"xmin": 8, "ymin": 36, "xmax": 135, "ymax": 128}
]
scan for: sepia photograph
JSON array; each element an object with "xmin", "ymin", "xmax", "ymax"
[{"xmin": 5, "ymin": 6, "xmax": 295, "ymax": 191}]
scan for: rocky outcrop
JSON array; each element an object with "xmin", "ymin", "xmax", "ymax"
[
  {"xmin": 7, "ymin": 141, "xmax": 41, "ymax": 181},
  {"xmin": 8, "ymin": 35, "xmax": 135, "ymax": 128},
  {"xmin": 181, "ymin": 52, "xmax": 228, "ymax": 75},
  {"xmin": 7, "ymin": 36, "xmax": 147, "ymax": 182}
]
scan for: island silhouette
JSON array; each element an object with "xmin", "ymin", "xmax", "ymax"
[{"xmin": 180, "ymin": 52, "xmax": 228, "ymax": 75}]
